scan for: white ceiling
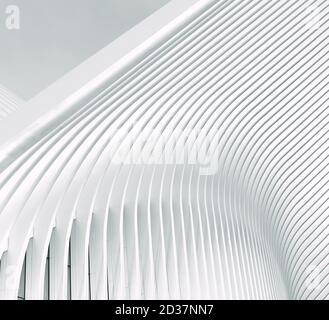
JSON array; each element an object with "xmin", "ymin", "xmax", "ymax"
[{"xmin": 0, "ymin": 0, "xmax": 170, "ymax": 99}]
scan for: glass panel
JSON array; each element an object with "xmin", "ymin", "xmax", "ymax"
[
  {"xmin": 18, "ymin": 255, "xmax": 26, "ymax": 300},
  {"xmin": 43, "ymin": 247, "xmax": 50, "ymax": 300},
  {"xmin": 67, "ymin": 241, "xmax": 72, "ymax": 300}
]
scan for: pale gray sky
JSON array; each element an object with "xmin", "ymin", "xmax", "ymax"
[{"xmin": 0, "ymin": 0, "xmax": 170, "ymax": 99}]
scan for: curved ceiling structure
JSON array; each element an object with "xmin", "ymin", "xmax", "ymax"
[{"xmin": 0, "ymin": 0, "xmax": 328, "ymax": 300}]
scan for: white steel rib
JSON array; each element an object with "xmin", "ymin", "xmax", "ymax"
[{"xmin": 0, "ymin": 0, "xmax": 328, "ymax": 300}]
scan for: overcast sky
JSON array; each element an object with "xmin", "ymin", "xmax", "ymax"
[{"xmin": 0, "ymin": 0, "xmax": 170, "ymax": 99}]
